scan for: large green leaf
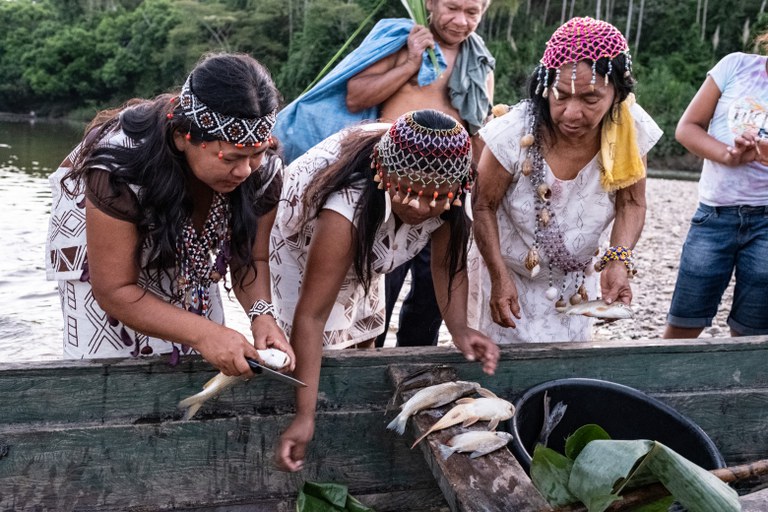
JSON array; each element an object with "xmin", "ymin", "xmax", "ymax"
[
  {"xmin": 569, "ymin": 440, "xmax": 740, "ymax": 512},
  {"xmin": 530, "ymin": 444, "xmax": 578, "ymax": 506},
  {"xmin": 296, "ymin": 481, "xmax": 375, "ymax": 512},
  {"xmin": 531, "ymin": 427, "xmax": 740, "ymax": 512}
]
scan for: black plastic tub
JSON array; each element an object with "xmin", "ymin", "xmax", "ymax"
[{"xmin": 509, "ymin": 378, "xmax": 726, "ymax": 473}]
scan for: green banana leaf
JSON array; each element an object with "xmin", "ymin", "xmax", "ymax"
[
  {"xmin": 531, "ymin": 425, "xmax": 741, "ymax": 512},
  {"xmin": 296, "ymin": 481, "xmax": 375, "ymax": 512}
]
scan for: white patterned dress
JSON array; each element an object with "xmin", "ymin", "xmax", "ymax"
[
  {"xmin": 270, "ymin": 124, "xmax": 444, "ymax": 349},
  {"xmin": 468, "ymin": 101, "xmax": 662, "ymax": 343}
]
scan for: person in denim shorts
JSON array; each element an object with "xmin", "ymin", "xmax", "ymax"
[{"xmin": 664, "ymin": 34, "xmax": 768, "ymax": 338}]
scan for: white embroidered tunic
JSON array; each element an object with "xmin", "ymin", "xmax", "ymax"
[
  {"xmin": 468, "ymin": 101, "xmax": 662, "ymax": 343},
  {"xmin": 270, "ymin": 124, "xmax": 444, "ymax": 349}
]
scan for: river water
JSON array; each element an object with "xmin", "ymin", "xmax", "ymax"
[{"xmin": 0, "ymin": 118, "xmax": 250, "ymax": 362}]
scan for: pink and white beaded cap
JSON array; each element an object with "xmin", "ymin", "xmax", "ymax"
[{"xmin": 541, "ymin": 16, "xmax": 630, "ymax": 70}]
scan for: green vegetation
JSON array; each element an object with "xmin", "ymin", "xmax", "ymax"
[{"xmin": 1, "ymin": 0, "xmax": 765, "ymax": 168}]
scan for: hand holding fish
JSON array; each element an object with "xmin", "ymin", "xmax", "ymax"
[
  {"xmin": 177, "ymin": 348, "xmax": 295, "ymax": 421},
  {"xmin": 451, "ymin": 327, "xmax": 500, "ymax": 376},
  {"xmin": 488, "ymin": 271, "xmax": 521, "ymax": 329},
  {"xmin": 250, "ymin": 314, "xmax": 295, "ymax": 372},
  {"xmin": 600, "ymin": 259, "xmax": 633, "ymax": 306}
]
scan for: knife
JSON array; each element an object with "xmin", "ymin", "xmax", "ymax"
[{"xmin": 246, "ymin": 358, "xmax": 307, "ymax": 388}]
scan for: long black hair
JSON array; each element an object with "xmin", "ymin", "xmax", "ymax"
[
  {"xmin": 65, "ymin": 53, "xmax": 281, "ymax": 293},
  {"xmin": 300, "ymin": 110, "xmax": 472, "ymax": 296}
]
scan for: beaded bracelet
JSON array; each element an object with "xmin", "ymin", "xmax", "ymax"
[
  {"xmin": 594, "ymin": 245, "xmax": 637, "ymax": 277},
  {"xmin": 248, "ymin": 300, "xmax": 276, "ymax": 322}
]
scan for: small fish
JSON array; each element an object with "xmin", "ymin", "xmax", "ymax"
[
  {"xmin": 387, "ymin": 365, "xmax": 458, "ymax": 411},
  {"xmin": 557, "ymin": 299, "xmax": 635, "ymax": 319},
  {"xmin": 387, "ymin": 381, "xmax": 496, "ymax": 435},
  {"xmin": 411, "ymin": 397, "xmax": 515, "ymax": 448},
  {"xmin": 178, "ymin": 348, "xmax": 290, "ymax": 421},
  {"xmin": 536, "ymin": 391, "xmax": 567, "ymax": 447},
  {"xmin": 437, "ymin": 431, "xmax": 514, "ymax": 460}
]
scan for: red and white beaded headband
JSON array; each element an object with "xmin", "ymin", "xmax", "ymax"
[{"xmin": 178, "ymin": 75, "xmax": 276, "ymax": 146}]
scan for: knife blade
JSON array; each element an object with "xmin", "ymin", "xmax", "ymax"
[{"xmin": 246, "ymin": 358, "xmax": 307, "ymax": 388}]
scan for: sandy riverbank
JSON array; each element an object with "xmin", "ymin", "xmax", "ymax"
[{"xmin": 381, "ymin": 177, "xmax": 736, "ymax": 346}]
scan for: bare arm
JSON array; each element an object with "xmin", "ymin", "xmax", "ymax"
[
  {"xmin": 231, "ymin": 207, "xmax": 295, "ymax": 368},
  {"xmin": 676, "ymin": 76, "xmax": 757, "ymax": 166},
  {"xmin": 346, "ymin": 25, "xmax": 434, "ymax": 112},
  {"xmin": 274, "ymin": 209, "xmax": 355, "ymax": 472},
  {"xmin": 601, "ymin": 170, "xmax": 647, "ymax": 305},
  {"xmin": 471, "ymin": 146, "xmax": 520, "ymax": 328},
  {"xmin": 430, "ymin": 223, "xmax": 499, "ymax": 375},
  {"xmin": 86, "ymin": 200, "xmax": 260, "ymax": 376}
]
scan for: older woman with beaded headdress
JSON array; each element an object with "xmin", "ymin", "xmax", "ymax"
[
  {"xmin": 270, "ymin": 108, "xmax": 499, "ymax": 472},
  {"xmin": 46, "ymin": 53, "xmax": 295, "ymax": 377},
  {"xmin": 468, "ymin": 17, "xmax": 663, "ymax": 343}
]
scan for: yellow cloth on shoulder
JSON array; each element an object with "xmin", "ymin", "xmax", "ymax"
[{"xmin": 600, "ymin": 93, "xmax": 645, "ymax": 192}]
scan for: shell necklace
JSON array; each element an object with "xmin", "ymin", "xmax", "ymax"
[{"xmin": 520, "ymin": 103, "xmax": 596, "ymax": 309}]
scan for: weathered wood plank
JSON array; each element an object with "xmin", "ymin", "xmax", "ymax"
[
  {"xmin": 388, "ymin": 366, "xmax": 553, "ymax": 512},
  {"xmin": 4, "ymin": 337, "xmax": 768, "ymax": 425},
  {"xmin": 0, "ymin": 411, "xmax": 443, "ymax": 511},
  {"xmin": 2, "ymin": 336, "xmax": 768, "ymax": 510}
]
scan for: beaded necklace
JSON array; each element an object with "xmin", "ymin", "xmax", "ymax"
[
  {"xmin": 521, "ymin": 102, "xmax": 595, "ymax": 309},
  {"xmin": 175, "ymin": 192, "xmax": 231, "ymax": 316}
]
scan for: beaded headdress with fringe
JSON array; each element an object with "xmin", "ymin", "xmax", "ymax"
[
  {"xmin": 374, "ymin": 111, "xmax": 472, "ymax": 188},
  {"xmin": 536, "ymin": 17, "xmax": 633, "ymax": 97}
]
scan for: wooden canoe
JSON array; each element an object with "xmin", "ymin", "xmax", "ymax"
[{"xmin": 1, "ymin": 336, "xmax": 768, "ymax": 511}]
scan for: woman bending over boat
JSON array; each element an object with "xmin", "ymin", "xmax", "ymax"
[
  {"xmin": 468, "ymin": 17, "xmax": 662, "ymax": 343},
  {"xmin": 270, "ymin": 109, "xmax": 499, "ymax": 472},
  {"xmin": 46, "ymin": 53, "xmax": 294, "ymax": 378}
]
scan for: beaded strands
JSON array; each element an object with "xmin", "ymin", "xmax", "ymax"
[
  {"xmin": 521, "ymin": 103, "xmax": 593, "ymax": 310},
  {"xmin": 176, "ymin": 192, "xmax": 231, "ymax": 316}
]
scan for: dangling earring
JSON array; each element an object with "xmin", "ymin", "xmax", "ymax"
[
  {"xmin": 383, "ymin": 183, "xmax": 392, "ymax": 223},
  {"xmin": 463, "ymin": 190, "xmax": 473, "ymax": 222}
]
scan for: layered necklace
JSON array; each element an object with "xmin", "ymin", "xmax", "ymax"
[
  {"xmin": 520, "ymin": 102, "xmax": 596, "ymax": 309},
  {"xmin": 175, "ymin": 192, "xmax": 231, "ymax": 316}
]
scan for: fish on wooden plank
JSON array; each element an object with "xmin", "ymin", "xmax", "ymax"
[
  {"xmin": 387, "ymin": 381, "xmax": 497, "ymax": 435},
  {"xmin": 177, "ymin": 348, "xmax": 290, "ymax": 421},
  {"xmin": 411, "ymin": 397, "xmax": 515, "ymax": 448},
  {"xmin": 437, "ymin": 430, "xmax": 514, "ymax": 460}
]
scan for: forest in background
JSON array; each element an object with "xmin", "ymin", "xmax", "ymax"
[{"xmin": 2, "ymin": 0, "xmax": 767, "ymax": 169}]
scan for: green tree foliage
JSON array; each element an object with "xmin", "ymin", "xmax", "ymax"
[{"xmin": 1, "ymin": 0, "xmax": 766, "ymax": 167}]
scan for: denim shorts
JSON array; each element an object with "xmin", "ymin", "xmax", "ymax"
[{"xmin": 667, "ymin": 203, "xmax": 768, "ymax": 335}]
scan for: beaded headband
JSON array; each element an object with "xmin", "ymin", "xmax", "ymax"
[
  {"xmin": 536, "ymin": 17, "xmax": 632, "ymax": 97},
  {"xmin": 374, "ymin": 111, "xmax": 472, "ymax": 187},
  {"xmin": 177, "ymin": 75, "xmax": 276, "ymax": 146}
]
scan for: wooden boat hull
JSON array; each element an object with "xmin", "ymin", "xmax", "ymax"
[{"xmin": 1, "ymin": 336, "xmax": 767, "ymax": 511}]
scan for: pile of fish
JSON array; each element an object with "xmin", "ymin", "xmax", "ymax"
[{"xmin": 387, "ymin": 379, "xmax": 516, "ymax": 460}]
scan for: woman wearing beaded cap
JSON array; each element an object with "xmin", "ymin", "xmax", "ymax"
[
  {"xmin": 46, "ymin": 53, "xmax": 294, "ymax": 377},
  {"xmin": 468, "ymin": 17, "xmax": 663, "ymax": 343},
  {"xmin": 271, "ymin": 109, "xmax": 499, "ymax": 472}
]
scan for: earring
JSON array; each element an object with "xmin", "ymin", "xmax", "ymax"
[
  {"xmin": 463, "ymin": 190, "xmax": 473, "ymax": 222},
  {"xmin": 383, "ymin": 184, "xmax": 392, "ymax": 223}
]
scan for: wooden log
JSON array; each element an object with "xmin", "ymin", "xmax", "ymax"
[{"xmin": 387, "ymin": 365, "xmax": 553, "ymax": 512}]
